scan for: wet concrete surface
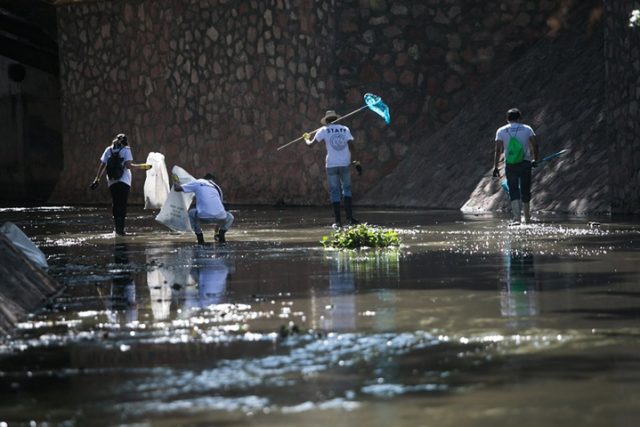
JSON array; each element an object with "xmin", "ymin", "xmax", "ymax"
[{"xmin": 1, "ymin": 206, "xmax": 640, "ymax": 426}]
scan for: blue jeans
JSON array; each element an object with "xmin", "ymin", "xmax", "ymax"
[
  {"xmin": 326, "ymin": 166, "xmax": 352, "ymax": 203},
  {"xmin": 188, "ymin": 209, "xmax": 234, "ymax": 234}
]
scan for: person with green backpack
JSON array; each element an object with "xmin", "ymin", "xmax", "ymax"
[{"xmin": 492, "ymin": 108, "xmax": 539, "ymax": 225}]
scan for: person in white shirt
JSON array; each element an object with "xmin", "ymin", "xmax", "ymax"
[
  {"xmin": 174, "ymin": 173, "xmax": 234, "ymax": 244},
  {"xmin": 90, "ymin": 133, "xmax": 151, "ymax": 235},
  {"xmin": 304, "ymin": 110, "xmax": 362, "ymax": 227},
  {"xmin": 492, "ymin": 108, "xmax": 539, "ymax": 225}
]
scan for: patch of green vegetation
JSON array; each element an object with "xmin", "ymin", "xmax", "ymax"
[{"xmin": 321, "ymin": 223, "xmax": 400, "ymax": 250}]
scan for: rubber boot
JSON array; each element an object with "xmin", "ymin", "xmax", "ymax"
[
  {"xmin": 510, "ymin": 200, "xmax": 521, "ymax": 226},
  {"xmin": 217, "ymin": 229, "xmax": 226, "ymax": 243},
  {"xmin": 196, "ymin": 233, "xmax": 205, "ymax": 245},
  {"xmin": 332, "ymin": 202, "xmax": 342, "ymax": 228},
  {"xmin": 344, "ymin": 196, "xmax": 359, "ymax": 225},
  {"xmin": 523, "ymin": 202, "xmax": 531, "ymax": 224},
  {"xmin": 115, "ymin": 217, "xmax": 126, "ymax": 236}
]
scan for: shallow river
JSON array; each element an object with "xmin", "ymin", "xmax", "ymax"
[{"xmin": 1, "ymin": 206, "xmax": 639, "ymax": 427}]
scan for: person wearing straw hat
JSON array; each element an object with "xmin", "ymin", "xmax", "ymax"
[{"xmin": 304, "ymin": 110, "xmax": 362, "ymax": 227}]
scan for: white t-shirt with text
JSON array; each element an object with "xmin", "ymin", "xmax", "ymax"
[{"xmin": 313, "ymin": 124, "xmax": 354, "ymax": 168}]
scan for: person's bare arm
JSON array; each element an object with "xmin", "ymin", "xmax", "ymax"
[
  {"xmin": 304, "ymin": 132, "xmax": 317, "ymax": 146},
  {"xmin": 529, "ymin": 136, "xmax": 539, "ymax": 163},
  {"xmin": 124, "ymin": 160, "xmax": 152, "ymax": 170},
  {"xmin": 95, "ymin": 162, "xmax": 106, "ymax": 180},
  {"xmin": 90, "ymin": 162, "xmax": 106, "ymax": 189},
  {"xmin": 492, "ymin": 140, "xmax": 503, "ymax": 177}
]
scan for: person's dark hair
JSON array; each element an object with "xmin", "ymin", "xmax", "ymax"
[
  {"xmin": 112, "ymin": 133, "xmax": 128, "ymax": 148},
  {"xmin": 506, "ymin": 108, "xmax": 522, "ymax": 122},
  {"xmin": 203, "ymin": 173, "xmax": 215, "ymax": 181}
]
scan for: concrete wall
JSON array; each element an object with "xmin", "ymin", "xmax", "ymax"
[
  {"xmin": 605, "ymin": 0, "xmax": 640, "ymax": 214},
  {"xmin": 50, "ymin": 0, "xmax": 558, "ymax": 207},
  {"xmin": 0, "ymin": 56, "xmax": 62, "ymax": 204}
]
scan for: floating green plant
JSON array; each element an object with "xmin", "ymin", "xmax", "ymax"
[{"xmin": 321, "ymin": 223, "xmax": 400, "ymax": 249}]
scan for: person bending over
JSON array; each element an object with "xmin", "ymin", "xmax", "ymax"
[{"xmin": 174, "ymin": 173, "xmax": 234, "ymax": 244}]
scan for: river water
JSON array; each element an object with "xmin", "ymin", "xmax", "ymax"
[{"xmin": 1, "ymin": 206, "xmax": 639, "ymax": 426}]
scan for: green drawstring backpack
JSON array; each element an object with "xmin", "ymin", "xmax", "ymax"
[{"xmin": 505, "ymin": 126, "xmax": 524, "ymax": 164}]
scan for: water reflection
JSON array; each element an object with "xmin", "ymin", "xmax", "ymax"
[
  {"xmin": 146, "ymin": 247, "xmax": 194, "ymax": 320},
  {"xmin": 104, "ymin": 242, "xmax": 138, "ymax": 323},
  {"xmin": 146, "ymin": 247, "xmax": 234, "ymax": 320},
  {"xmin": 321, "ymin": 253, "xmax": 356, "ymax": 331},
  {"xmin": 186, "ymin": 252, "xmax": 234, "ymax": 309},
  {"xmin": 318, "ymin": 250, "xmax": 401, "ymax": 332},
  {"xmin": 500, "ymin": 248, "xmax": 539, "ymax": 324}
]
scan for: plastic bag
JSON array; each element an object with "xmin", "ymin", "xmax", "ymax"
[
  {"xmin": 155, "ymin": 166, "xmax": 195, "ymax": 232},
  {"xmin": 143, "ymin": 152, "xmax": 170, "ymax": 209},
  {"xmin": 0, "ymin": 222, "xmax": 48, "ymax": 269}
]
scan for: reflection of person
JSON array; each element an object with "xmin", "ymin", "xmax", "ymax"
[
  {"xmin": 174, "ymin": 173, "xmax": 234, "ymax": 244},
  {"xmin": 304, "ymin": 110, "xmax": 362, "ymax": 228},
  {"xmin": 145, "ymin": 246, "xmax": 196, "ymax": 320},
  {"xmin": 322, "ymin": 255, "xmax": 356, "ymax": 331},
  {"xmin": 500, "ymin": 252, "xmax": 539, "ymax": 319},
  {"xmin": 492, "ymin": 109, "xmax": 539, "ymax": 225},
  {"xmin": 90, "ymin": 133, "xmax": 151, "ymax": 235},
  {"xmin": 188, "ymin": 256, "xmax": 233, "ymax": 308},
  {"xmin": 105, "ymin": 242, "xmax": 137, "ymax": 323}
]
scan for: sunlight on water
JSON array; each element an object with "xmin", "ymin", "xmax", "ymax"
[{"xmin": 2, "ymin": 207, "xmax": 640, "ymax": 425}]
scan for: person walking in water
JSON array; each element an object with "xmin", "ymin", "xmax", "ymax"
[
  {"xmin": 90, "ymin": 133, "xmax": 151, "ymax": 235},
  {"xmin": 492, "ymin": 108, "xmax": 539, "ymax": 225},
  {"xmin": 174, "ymin": 173, "xmax": 234, "ymax": 244},
  {"xmin": 304, "ymin": 110, "xmax": 362, "ymax": 227}
]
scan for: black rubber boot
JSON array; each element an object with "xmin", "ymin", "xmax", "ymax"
[
  {"xmin": 332, "ymin": 202, "xmax": 342, "ymax": 228},
  {"xmin": 114, "ymin": 217, "xmax": 126, "ymax": 236},
  {"xmin": 344, "ymin": 197, "xmax": 359, "ymax": 225},
  {"xmin": 196, "ymin": 233, "xmax": 205, "ymax": 244},
  {"xmin": 217, "ymin": 229, "xmax": 226, "ymax": 243}
]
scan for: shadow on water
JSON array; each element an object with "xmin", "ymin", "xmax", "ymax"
[{"xmin": 1, "ymin": 206, "xmax": 640, "ymax": 426}]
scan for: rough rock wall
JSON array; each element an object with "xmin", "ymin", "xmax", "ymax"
[
  {"xmin": 605, "ymin": 0, "xmax": 640, "ymax": 214},
  {"xmin": 361, "ymin": 1, "xmax": 609, "ymax": 215},
  {"xmin": 49, "ymin": 0, "xmax": 558, "ymax": 206}
]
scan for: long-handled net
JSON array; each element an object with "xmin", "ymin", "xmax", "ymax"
[{"xmin": 277, "ymin": 92, "xmax": 391, "ymax": 151}]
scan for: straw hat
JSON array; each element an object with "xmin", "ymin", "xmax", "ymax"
[{"xmin": 321, "ymin": 110, "xmax": 339, "ymax": 125}]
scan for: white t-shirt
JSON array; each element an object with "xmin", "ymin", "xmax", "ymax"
[
  {"xmin": 180, "ymin": 179, "xmax": 226, "ymax": 219},
  {"xmin": 313, "ymin": 124, "xmax": 353, "ymax": 168},
  {"xmin": 495, "ymin": 123, "xmax": 536, "ymax": 162},
  {"xmin": 100, "ymin": 145, "xmax": 133, "ymax": 186}
]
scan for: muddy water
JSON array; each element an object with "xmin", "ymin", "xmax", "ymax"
[{"xmin": 1, "ymin": 206, "xmax": 640, "ymax": 426}]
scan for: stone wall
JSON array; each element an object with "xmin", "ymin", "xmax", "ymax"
[
  {"xmin": 605, "ymin": 0, "xmax": 640, "ymax": 214},
  {"xmin": 50, "ymin": 0, "xmax": 559, "ymax": 207},
  {"xmin": 360, "ymin": 0, "xmax": 609, "ymax": 215}
]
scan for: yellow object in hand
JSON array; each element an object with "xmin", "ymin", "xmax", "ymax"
[
  {"xmin": 171, "ymin": 174, "xmax": 180, "ymax": 183},
  {"xmin": 303, "ymin": 132, "xmax": 311, "ymax": 141},
  {"xmin": 140, "ymin": 163, "xmax": 152, "ymax": 170}
]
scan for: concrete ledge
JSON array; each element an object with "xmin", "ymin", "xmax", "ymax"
[{"xmin": 0, "ymin": 233, "xmax": 61, "ymax": 334}]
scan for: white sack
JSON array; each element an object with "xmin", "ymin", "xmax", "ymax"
[
  {"xmin": 143, "ymin": 152, "xmax": 170, "ymax": 209},
  {"xmin": 155, "ymin": 166, "xmax": 195, "ymax": 232},
  {"xmin": 0, "ymin": 222, "xmax": 48, "ymax": 269}
]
